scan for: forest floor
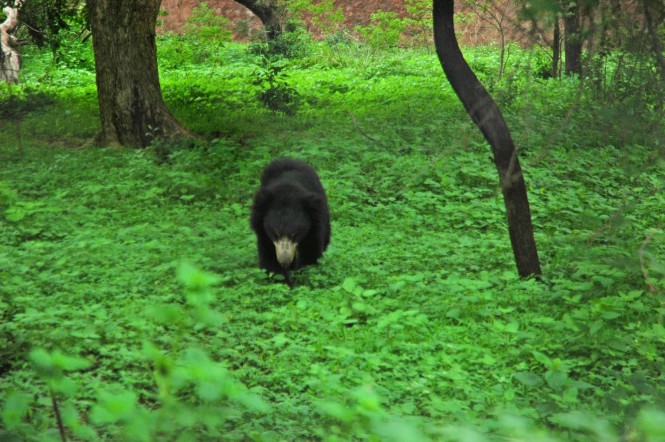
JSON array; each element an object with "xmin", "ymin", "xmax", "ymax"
[{"xmin": 1, "ymin": 40, "xmax": 664, "ymax": 440}]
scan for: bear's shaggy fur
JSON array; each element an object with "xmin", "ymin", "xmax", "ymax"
[{"xmin": 250, "ymin": 158, "xmax": 330, "ymax": 284}]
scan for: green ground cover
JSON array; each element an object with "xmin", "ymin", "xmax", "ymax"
[{"xmin": 1, "ymin": 37, "xmax": 664, "ymax": 440}]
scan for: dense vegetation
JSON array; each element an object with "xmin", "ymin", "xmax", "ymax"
[{"xmin": 1, "ymin": 29, "xmax": 664, "ymax": 441}]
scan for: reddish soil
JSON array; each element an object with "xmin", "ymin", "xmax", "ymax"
[
  {"xmin": 159, "ymin": 1, "xmax": 530, "ymax": 46},
  {"xmin": 160, "ymin": 0, "xmax": 404, "ymax": 35}
]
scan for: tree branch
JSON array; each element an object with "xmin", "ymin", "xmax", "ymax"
[{"xmin": 0, "ymin": 0, "xmax": 24, "ymax": 83}]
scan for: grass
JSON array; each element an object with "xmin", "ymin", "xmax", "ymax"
[{"xmin": 1, "ymin": 37, "xmax": 664, "ymax": 441}]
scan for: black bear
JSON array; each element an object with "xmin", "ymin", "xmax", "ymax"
[{"xmin": 250, "ymin": 158, "xmax": 331, "ymax": 286}]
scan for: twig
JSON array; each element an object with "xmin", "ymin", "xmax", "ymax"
[
  {"xmin": 51, "ymin": 389, "xmax": 67, "ymax": 442},
  {"xmin": 344, "ymin": 110, "xmax": 377, "ymax": 142}
]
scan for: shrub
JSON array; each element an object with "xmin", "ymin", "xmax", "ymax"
[
  {"xmin": 253, "ymin": 57, "xmax": 301, "ymax": 115},
  {"xmin": 356, "ymin": 11, "xmax": 407, "ymax": 49}
]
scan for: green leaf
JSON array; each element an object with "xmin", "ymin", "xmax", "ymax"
[
  {"xmin": 544, "ymin": 370, "xmax": 568, "ymax": 391},
  {"xmin": 1, "ymin": 391, "xmax": 31, "ymax": 429},
  {"xmin": 90, "ymin": 391, "xmax": 138, "ymax": 425},
  {"xmin": 147, "ymin": 304, "xmax": 185, "ymax": 325},
  {"xmin": 589, "ymin": 319, "xmax": 604, "ymax": 335},
  {"xmin": 29, "ymin": 348, "xmax": 54, "ymax": 375},
  {"xmin": 446, "ymin": 308, "xmax": 461, "ymax": 318},
  {"xmin": 317, "ymin": 401, "xmax": 354, "ymax": 423},
  {"xmin": 532, "ymin": 351, "xmax": 552, "ymax": 368},
  {"xmin": 4, "ymin": 207, "xmax": 25, "ymax": 222},
  {"xmin": 341, "ymin": 277, "xmax": 359, "ymax": 294},
  {"xmin": 52, "ymin": 351, "xmax": 92, "ymax": 371},
  {"xmin": 236, "ymin": 392, "xmax": 271, "ymax": 413},
  {"xmin": 513, "ymin": 372, "xmax": 544, "ymax": 388},
  {"xmin": 636, "ymin": 408, "xmax": 665, "ymax": 440},
  {"xmin": 177, "ymin": 262, "xmax": 221, "ymax": 290},
  {"xmin": 562, "ymin": 387, "xmax": 579, "ymax": 403},
  {"xmin": 549, "ymin": 411, "xmax": 616, "ymax": 439}
]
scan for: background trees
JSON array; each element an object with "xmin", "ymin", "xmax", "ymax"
[{"xmin": 6, "ymin": 0, "xmax": 665, "ymax": 117}]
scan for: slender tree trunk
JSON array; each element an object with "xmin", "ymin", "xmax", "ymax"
[
  {"xmin": 234, "ymin": 0, "xmax": 282, "ymax": 40},
  {"xmin": 0, "ymin": 0, "xmax": 23, "ymax": 84},
  {"xmin": 498, "ymin": 29, "xmax": 505, "ymax": 79},
  {"xmin": 563, "ymin": 1, "xmax": 582, "ymax": 76},
  {"xmin": 643, "ymin": 0, "xmax": 665, "ymax": 86},
  {"xmin": 433, "ymin": 0, "xmax": 541, "ymax": 278},
  {"xmin": 88, "ymin": 0, "xmax": 192, "ymax": 147},
  {"xmin": 552, "ymin": 17, "xmax": 561, "ymax": 78}
]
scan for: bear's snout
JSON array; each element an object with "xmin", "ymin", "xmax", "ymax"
[{"xmin": 274, "ymin": 237, "xmax": 297, "ymax": 268}]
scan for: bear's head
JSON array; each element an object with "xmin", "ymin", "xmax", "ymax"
[{"xmin": 258, "ymin": 184, "xmax": 322, "ymax": 269}]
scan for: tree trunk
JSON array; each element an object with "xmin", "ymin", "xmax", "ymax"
[
  {"xmin": 0, "ymin": 0, "xmax": 23, "ymax": 84},
  {"xmin": 563, "ymin": 1, "xmax": 582, "ymax": 76},
  {"xmin": 552, "ymin": 17, "xmax": 561, "ymax": 78},
  {"xmin": 432, "ymin": 0, "xmax": 541, "ymax": 278},
  {"xmin": 88, "ymin": 0, "xmax": 192, "ymax": 147},
  {"xmin": 234, "ymin": 0, "xmax": 282, "ymax": 40},
  {"xmin": 643, "ymin": 0, "xmax": 665, "ymax": 87}
]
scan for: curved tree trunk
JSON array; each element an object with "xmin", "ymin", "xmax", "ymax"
[
  {"xmin": 0, "ymin": 0, "xmax": 23, "ymax": 84},
  {"xmin": 433, "ymin": 0, "xmax": 541, "ymax": 278},
  {"xmin": 88, "ymin": 0, "xmax": 192, "ymax": 147},
  {"xmin": 234, "ymin": 0, "xmax": 282, "ymax": 40}
]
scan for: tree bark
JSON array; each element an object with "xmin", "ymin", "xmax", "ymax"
[
  {"xmin": 643, "ymin": 0, "xmax": 665, "ymax": 87},
  {"xmin": 0, "ymin": 0, "xmax": 23, "ymax": 84},
  {"xmin": 88, "ymin": 0, "xmax": 192, "ymax": 147},
  {"xmin": 552, "ymin": 17, "xmax": 561, "ymax": 78},
  {"xmin": 234, "ymin": 0, "xmax": 282, "ymax": 40},
  {"xmin": 433, "ymin": 0, "xmax": 541, "ymax": 278},
  {"xmin": 563, "ymin": 1, "xmax": 582, "ymax": 76}
]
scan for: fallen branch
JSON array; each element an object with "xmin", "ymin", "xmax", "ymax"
[{"xmin": 345, "ymin": 110, "xmax": 377, "ymax": 142}]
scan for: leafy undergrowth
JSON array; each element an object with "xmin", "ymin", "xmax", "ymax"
[{"xmin": 1, "ymin": 39, "xmax": 664, "ymax": 441}]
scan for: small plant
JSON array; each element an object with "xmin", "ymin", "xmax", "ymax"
[
  {"xmin": 253, "ymin": 56, "xmax": 301, "ymax": 115},
  {"xmin": 183, "ymin": 2, "xmax": 232, "ymax": 63},
  {"xmin": 403, "ymin": 0, "xmax": 433, "ymax": 47},
  {"xmin": 0, "ymin": 264, "xmax": 269, "ymax": 440},
  {"xmin": 286, "ymin": 0, "xmax": 345, "ymax": 35},
  {"xmin": 356, "ymin": 11, "xmax": 407, "ymax": 49},
  {"xmin": 249, "ymin": 19, "xmax": 312, "ymax": 59}
]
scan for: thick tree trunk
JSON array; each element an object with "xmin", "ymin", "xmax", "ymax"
[
  {"xmin": 563, "ymin": 1, "xmax": 582, "ymax": 76},
  {"xmin": 433, "ymin": 0, "xmax": 541, "ymax": 278},
  {"xmin": 88, "ymin": 0, "xmax": 192, "ymax": 147},
  {"xmin": 0, "ymin": 1, "xmax": 23, "ymax": 84},
  {"xmin": 234, "ymin": 0, "xmax": 282, "ymax": 40}
]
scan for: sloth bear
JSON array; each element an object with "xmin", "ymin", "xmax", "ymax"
[{"xmin": 250, "ymin": 158, "xmax": 331, "ymax": 286}]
